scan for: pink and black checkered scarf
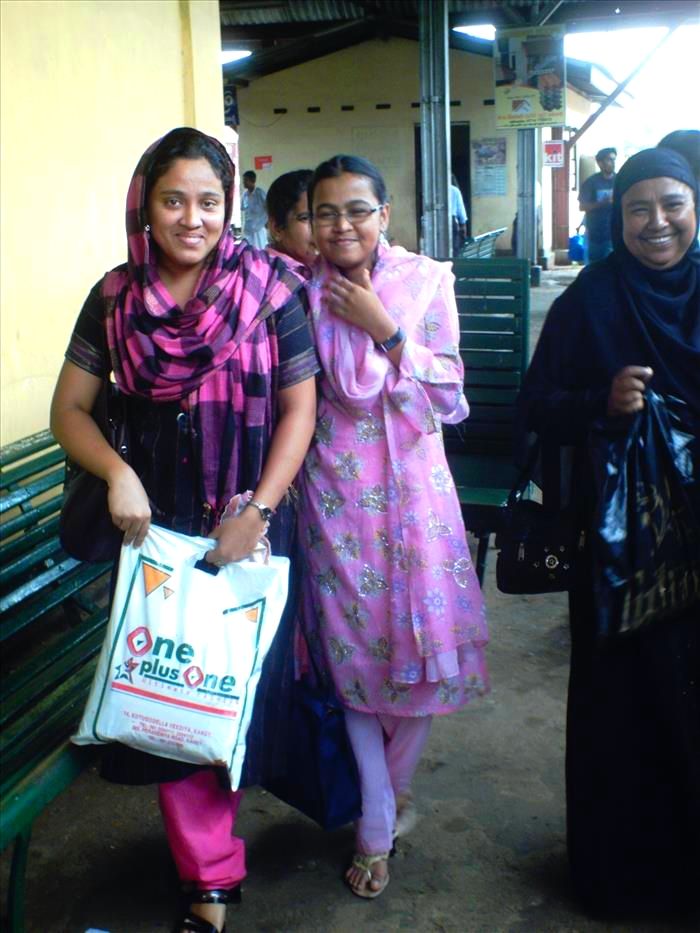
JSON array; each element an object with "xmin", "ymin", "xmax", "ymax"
[{"xmin": 101, "ymin": 128, "xmax": 303, "ymax": 515}]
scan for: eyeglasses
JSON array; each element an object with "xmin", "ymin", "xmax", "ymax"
[{"xmin": 313, "ymin": 205, "xmax": 384, "ymax": 226}]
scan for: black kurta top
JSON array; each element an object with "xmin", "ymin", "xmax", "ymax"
[{"xmin": 66, "ymin": 280, "xmax": 319, "ymax": 786}]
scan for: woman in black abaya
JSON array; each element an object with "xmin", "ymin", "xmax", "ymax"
[{"xmin": 518, "ymin": 148, "xmax": 700, "ymax": 915}]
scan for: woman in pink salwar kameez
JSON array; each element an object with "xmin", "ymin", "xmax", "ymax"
[{"xmin": 298, "ymin": 155, "xmax": 489, "ymax": 898}]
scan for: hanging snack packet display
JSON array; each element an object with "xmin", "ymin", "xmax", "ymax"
[{"xmin": 73, "ymin": 523, "xmax": 289, "ymax": 788}]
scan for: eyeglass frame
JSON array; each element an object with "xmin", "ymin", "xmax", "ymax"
[{"xmin": 311, "ymin": 204, "xmax": 386, "ymax": 226}]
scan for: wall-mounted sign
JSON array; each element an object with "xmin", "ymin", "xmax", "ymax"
[
  {"xmin": 254, "ymin": 155, "xmax": 273, "ymax": 171},
  {"xmin": 543, "ymin": 139, "xmax": 565, "ymax": 168},
  {"xmin": 494, "ymin": 25, "xmax": 566, "ymax": 129},
  {"xmin": 472, "ymin": 138, "xmax": 507, "ymax": 197},
  {"xmin": 223, "ymin": 79, "xmax": 239, "ymax": 127}
]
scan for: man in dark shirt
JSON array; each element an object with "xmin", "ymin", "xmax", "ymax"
[{"xmin": 578, "ymin": 147, "xmax": 616, "ymax": 264}]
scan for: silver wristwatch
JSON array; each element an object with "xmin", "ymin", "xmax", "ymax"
[{"xmin": 246, "ymin": 499, "xmax": 275, "ymax": 522}]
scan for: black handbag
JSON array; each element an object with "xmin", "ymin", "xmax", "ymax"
[
  {"xmin": 495, "ymin": 445, "xmax": 585, "ymax": 594},
  {"xmin": 59, "ymin": 380, "xmax": 129, "ymax": 563},
  {"xmin": 264, "ymin": 638, "xmax": 362, "ymax": 831}
]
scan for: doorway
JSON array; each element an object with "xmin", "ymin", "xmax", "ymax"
[{"xmin": 414, "ymin": 122, "xmax": 471, "ymax": 247}]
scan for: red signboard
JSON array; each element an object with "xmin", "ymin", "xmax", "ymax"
[
  {"xmin": 254, "ymin": 155, "xmax": 272, "ymax": 171},
  {"xmin": 543, "ymin": 139, "xmax": 565, "ymax": 168}
]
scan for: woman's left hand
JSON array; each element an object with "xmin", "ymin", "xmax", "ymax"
[
  {"xmin": 325, "ymin": 271, "xmax": 397, "ymax": 344},
  {"xmin": 205, "ymin": 507, "xmax": 267, "ymax": 567}
]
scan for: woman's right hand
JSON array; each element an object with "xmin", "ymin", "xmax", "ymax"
[
  {"xmin": 107, "ymin": 463, "xmax": 151, "ymax": 547},
  {"xmin": 607, "ymin": 366, "xmax": 653, "ymax": 417}
]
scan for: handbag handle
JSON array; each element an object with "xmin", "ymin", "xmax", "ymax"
[
  {"xmin": 506, "ymin": 440, "xmax": 541, "ymax": 508},
  {"xmin": 195, "ymin": 535, "xmax": 271, "ymax": 576},
  {"xmin": 507, "ymin": 439, "xmax": 564, "ymax": 514}
]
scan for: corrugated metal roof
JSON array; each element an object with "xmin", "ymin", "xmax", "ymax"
[
  {"xmin": 220, "ymin": 0, "xmax": 542, "ymax": 28},
  {"xmin": 221, "ymin": 2, "xmax": 363, "ymax": 27}
]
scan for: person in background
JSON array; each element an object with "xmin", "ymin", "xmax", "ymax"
[
  {"xmin": 517, "ymin": 147, "xmax": 700, "ymax": 915},
  {"xmin": 241, "ymin": 169, "xmax": 268, "ymax": 248},
  {"xmin": 659, "ymin": 129, "xmax": 700, "ymax": 183},
  {"xmin": 51, "ymin": 128, "xmax": 318, "ymax": 933},
  {"xmin": 265, "ymin": 169, "xmax": 317, "ymax": 275},
  {"xmin": 578, "ymin": 147, "xmax": 616, "ymax": 264},
  {"xmin": 299, "ymin": 154, "xmax": 488, "ymax": 899},
  {"xmin": 450, "ymin": 173, "xmax": 468, "ymax": 255}
]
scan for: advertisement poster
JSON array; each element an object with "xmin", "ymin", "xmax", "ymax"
[
  {"xmin": 543, "ymin": 139, "xmax": 565, "ymax": 168},
  {"xmin": 472, "ymin": 138, "xmax": 507, "ymax": 196},
  {"xmin": 494, "ymin": 25, "xmax": 566, "ymax": 129}
]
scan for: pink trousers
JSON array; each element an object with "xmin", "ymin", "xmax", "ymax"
[
  {"xmin": 158, "ymin": 770, "xmax": 246, "ymax": 889},
  {"xmin": 344, "ymin": 710, "xmax": 432, "ymax": 855}
]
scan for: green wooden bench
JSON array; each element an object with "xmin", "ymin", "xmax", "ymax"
[
  {"xmin": 0, "ymin": 430, "xmax": 111, "ymax": 933},
  {"xmin": 458, "ymin": 227, "xmax": 508, "ymax": 260},
  {"xmin": 443, "ymin": 258, "xmax": 530, "ymax": 584}
]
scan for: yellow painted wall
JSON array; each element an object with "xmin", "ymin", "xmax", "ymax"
[
  {"xmin": 236, "ymin": 39, "xmax": 520, "ymax": 253},
  {"xmin": 0, "ymin": 0, "xmax": 223, "ymax": 444},
  {"xmin": 236, "ymin": 40, "xmax": 604, "ymax": 259}
]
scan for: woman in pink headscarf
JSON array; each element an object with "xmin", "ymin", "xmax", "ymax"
[
  {"xmin": 51, "ymin": 128, "xmax": 318, "ymax": 933},
  {"xmin": 298, "ymin": 155, "xmax": 489, "ymax": 899}
]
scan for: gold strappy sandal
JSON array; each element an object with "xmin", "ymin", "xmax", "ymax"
[{"xmin": 347, "ymin": 852, "xmax": 390, "ymax": 899}]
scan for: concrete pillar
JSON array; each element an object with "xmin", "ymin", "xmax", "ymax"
[
  {"xmin": 419, "ymin": 0, "xmax": 451, "ymax": 258},
  {"xmin": 516, "ymin": 127, "xmax": 537, "ymax": 264}
]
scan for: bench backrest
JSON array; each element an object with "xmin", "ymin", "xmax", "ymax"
[
  {"xmin": 1, "ymin": 431, "xmax": 110, "ymax": 792},
  {"xmin": 459, "ymin": 227, "xmax": 507, "ymax": 260},
  {"xmin": 444, "ymin": 257, "xmax": 530, "ymax": 459}
]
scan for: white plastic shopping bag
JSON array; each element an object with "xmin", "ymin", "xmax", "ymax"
[{"xmin": 73, "ymin": 523, "xmax": 289, "ymax": 788}]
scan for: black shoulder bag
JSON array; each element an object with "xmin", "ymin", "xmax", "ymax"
[
  {"xmin": 59, "ymin": 380, "xmax": 130, "ymax": 563},
  {"xmin": 495, "ymin": 442, "xmax": 585, "ymax": 594}
]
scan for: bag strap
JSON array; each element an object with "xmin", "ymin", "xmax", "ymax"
[
  {"xmin": 506, "ymin": 440, "xmax": 541, "ymax": 508},
  {"xmin": 507, "ymin": 439, "xmax": 563, "ymax": 513}
]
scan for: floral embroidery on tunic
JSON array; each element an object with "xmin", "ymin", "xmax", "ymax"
[
  {"xmin": 316, "ymin": 566, "xmax": 340, "ymax": 595},
  {"xmin": 358, "ymin": 484, "xmax": 389, "ymax": 513},
  {"xmin": 427, "ymin": 510, "xmax": 452, "ymax": 541},
  {"xmin": 328, "ymin": 637, "xmax": 356, "ymax": 664},
  {"xmin": 306, "ymin": 524, "xmax": 323, "ymax": 550},
  {"xmin": 356, "ymin": 413, "xmax": 385, "ymax": 443},
  {"xmin": 430, "ymin": 464, "xmax": 454, "ymax": 493},
  {"xmin": 373, "ymin": 529, "xmax": 392, "ymax": 557},
  {"xmin": 368, "ymin": 637, "xmax": 393, "ymax": 662},
  {"xmin": 438, "ymin": 680, "xmax": 460, "ymax": 704},
  {"xmin": 333, "ymin": 532, "xmax": 360, "ymax": 560},
  {"xmin": 334, "ymin": 451, "xmax": 362, "ymax": 480},
  {"xmin": 315, "ymin": 415, "xmax": 335, "ymax": 446},
  {"xmin": 343, "ymin": 601, "xmax": 370, "ymax": 630},
  {"xmin": 381, "ymin": 678, "xmax": 412, "ymax": 704},
  {"xmin": 442, "ymin": 557, "xmax": 473, "ymax": 588},
  {"xmin": 358, "ymin": 565, "xmax": 389, "ymax": 597},
  {"xmin": 319, "ymin": 489, "xmax": 345, "ymax": 518},
  {"xmin": 344, "ymin": 679, "xmax": 369, "ymax": 705}
]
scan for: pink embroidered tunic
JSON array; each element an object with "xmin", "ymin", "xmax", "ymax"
[{"xmin": 299, "ymin": 244, "xmax": 489, "ymax": 716}]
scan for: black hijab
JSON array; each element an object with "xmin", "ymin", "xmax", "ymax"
[{"xmin": 610, "ymin": 148, "xmax": 700, "ymax": 410}]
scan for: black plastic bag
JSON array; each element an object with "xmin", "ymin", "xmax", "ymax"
[{"xmin": 590, "ymin": 390, "xmax": 700, "ymax": 637}]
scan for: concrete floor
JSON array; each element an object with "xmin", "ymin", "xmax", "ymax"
[{"xmin": 4, "ymin": 268, "xmax": 698, "ymax": 932}]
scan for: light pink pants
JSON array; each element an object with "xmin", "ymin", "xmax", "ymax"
[
  {"xmin": 344, "ymin": 710, "xmax": 432, "ymax": 855},
  {"xmin": 158, "ymin": 770, "xmax": 246, "ymax": 889}
]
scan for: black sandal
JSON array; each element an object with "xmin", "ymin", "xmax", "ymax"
[{"xmin": 176, "ymin": 886, "xmax": 242, "ymax": 933}]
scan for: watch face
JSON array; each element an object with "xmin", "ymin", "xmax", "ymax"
[{"xmin": 249, "ymin": 501, "xmax": 272, "ymax": 521}]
